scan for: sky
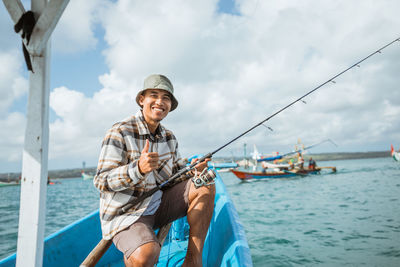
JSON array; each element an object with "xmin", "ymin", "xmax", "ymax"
[{"xmin": 1, "ymin": 0, "xmax": 399, "ymax": 172}]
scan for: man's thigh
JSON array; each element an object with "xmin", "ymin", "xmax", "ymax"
[
  {"xmin": 112, "ymin": 216, "xmax": 158, "ymax": 259},
  {"xmin": 153, "ymin": 179, "xmax": 191, "ymax": 229}
]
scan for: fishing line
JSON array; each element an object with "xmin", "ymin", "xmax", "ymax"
[{"xmin": 120, "ymin": 37, "xmax": 400, "ymax": 213}]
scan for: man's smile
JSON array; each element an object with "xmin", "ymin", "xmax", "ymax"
[{"xmin": 152, "ymin": 106, "xmax": 165, "ymax": 112}]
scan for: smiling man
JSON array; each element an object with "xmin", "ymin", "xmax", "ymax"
[{"xmin": 93, "ymin": 74, "xmax": 215, "ymax": 267}]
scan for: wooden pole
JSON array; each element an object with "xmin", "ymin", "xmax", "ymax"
[{"xmin": 80, "ymin": 239, "xmax": 112, "ymax": 267}]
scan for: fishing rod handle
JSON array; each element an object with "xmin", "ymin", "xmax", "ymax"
[
  {"xmin": 119, "ymin": 166, "xmax": 192, "ymax": 214},
  {"xmin": 119, "ymin": 186, "xmax": 160, "ymax": 215},
  {"xmin": 160, "ymin": 152, "xmax": 213, "ymax": 186}
]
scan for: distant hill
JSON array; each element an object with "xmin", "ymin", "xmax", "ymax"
[
  {"xmin": 0, "ymin": 150, "xmax": 391, "ymax": 182},
  {"xmin": 301, "ymin": 151, "xmax": 390, "ymax": 161},
  {"xmin": 213, "ymin": 150, "xmax": 391, "ymax": 163},
  {"xmin": 0, "ymin": 167, "xmax": 97, "ymax": 182}
]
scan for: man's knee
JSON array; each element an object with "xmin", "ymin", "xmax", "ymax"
[
  {"xmin": 126, "ymin": 242, "xmax": 160, "ymax": 267},
  {"xmin": 204, "ymin": 184, "xmax": 216, "ymax": 201},
  {"xmin": 189, "ymin": 182, "xmax": 216, "ymax": 204}
]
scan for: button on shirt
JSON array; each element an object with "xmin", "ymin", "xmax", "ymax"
[{"xmin": 93, "ymin": 111, "xmax": 187, "ymax": 240}]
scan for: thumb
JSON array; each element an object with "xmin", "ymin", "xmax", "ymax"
[{"xmin": 142, "ymin": 139, "xmax": 149, "ymax": 153}]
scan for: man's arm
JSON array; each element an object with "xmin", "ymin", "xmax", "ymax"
[{"xmin": 93, "ymin": 127, "xmax": 145, "ymax": 192}]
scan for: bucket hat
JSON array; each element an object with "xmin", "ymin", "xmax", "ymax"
[{"xmin": 136, "ymin": 74, "xmax": 178, "ymax": 111}]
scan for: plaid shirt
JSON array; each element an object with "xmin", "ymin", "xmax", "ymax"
[{"xmin": 93, "ymin": 111, "xmax": 187, "ymax": 240}]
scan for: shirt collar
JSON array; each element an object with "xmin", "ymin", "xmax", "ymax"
[{"xmin": 135, "ymin": 110, "xmax": 166, "ymax": 138}]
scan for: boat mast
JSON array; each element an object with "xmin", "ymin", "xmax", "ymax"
[{"xmin": 3, "ymin": 0, "xmax": 69, "ymax": 266}]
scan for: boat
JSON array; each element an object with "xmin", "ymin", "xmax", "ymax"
[
  {"xmin": 231, "ymin": 166, "xmax": 336, "ymax": 181},
  {"xmin": 391, "ymin": 144, "xmax": 400, "ymax": 161},
  {"xmin": 0, "ymin": 180, "xmax": 57, "ymax": 187},
  {"xmin": 261, "ymin": 161, "xmax": 291, "ymax": 170},
  {"xmin": 236, "ymin": 159, "xmax": 255, "ymax": 168},
  {"xmin": 0, "ymin": 181, "xmax": 20, "ymax": 187},
  {"xmin": 231, "ymin": 168, "xmax": 319, "ymax": 180},
  {"xmin": 81, "ymin": 171, "xmax": 94, "ymax": 180},
  {"xmin": 208, "ymin": 161, "xmax": 239, "ymax": 172},
  {"xmin": 0, "ymin": 172, "xmax": 252, "ymax": 266}
]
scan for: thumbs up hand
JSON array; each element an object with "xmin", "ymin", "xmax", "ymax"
[{"xmin": 138, "ymin": 139, "xmax": 159, "ymax": 175}]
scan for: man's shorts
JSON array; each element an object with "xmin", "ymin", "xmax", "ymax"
[{"xmin": 112, "ymin": 179, "xmax": 191, "ymax": 259}]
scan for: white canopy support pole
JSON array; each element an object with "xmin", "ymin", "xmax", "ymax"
[
  {"xmin": 2, "ymin": 0, "xmax": 69, "ymax": 266},
  {"xmin": 16, "ymin": 40, "xmax": 51, "ymax": 267},
  {"xmin": 16, "ymin": 1, "xmax": 50, "ymax": 266},
  {"xmin": 2, "ymin": 0, "xmax": 25, "ymax": 22},
  {"xmin": 3, "ymin": 0, "xmax": 69, "ymax": 56},
  {"xmin": 28, "ymin": 0, "xmax": 69, "ymax": 56}
]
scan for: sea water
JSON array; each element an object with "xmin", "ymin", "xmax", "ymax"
[
  {"xmin": 222, "ymin": 157, "xmax": 400, "ymax": 266},
  {"xmin": 0, "ymin": 177, "xmax": 99, "ymax": 259},
  {"xmin": 0, "ymin": 157, "xmax": 399, "ymax": 266}
]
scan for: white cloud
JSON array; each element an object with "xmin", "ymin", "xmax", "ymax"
[
  {"xmin": 52, "ymin": 0, "xmax": 108, "ymax": 53},
  {"xmin": 48, "ymin": 84, "xmax": 134, "ymax": 163},
  {"xmin": 0, "ymin": 112, "xmax": 26, "ymax": 163},
  {"xmin": 0, "ymin": 51, "xmax": 28, "ymax": 114}
]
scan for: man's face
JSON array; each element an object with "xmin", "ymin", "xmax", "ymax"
[{"xmin": 139, "ymin": 89, "xmax": 172, "ymax": 124}]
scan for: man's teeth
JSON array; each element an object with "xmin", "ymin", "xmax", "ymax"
[{"xmin": 153, "ymin": 107, "xmax": 163, "ymax": 112}]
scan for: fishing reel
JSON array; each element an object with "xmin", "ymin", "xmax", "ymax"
[{"xmin": 192, "ymin": 168, "xmax": 216, "ymax": 188}]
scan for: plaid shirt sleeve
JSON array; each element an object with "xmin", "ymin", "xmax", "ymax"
[{"xmin": 93, "ymin": 126, "xmax": 145, "ymax": 192}]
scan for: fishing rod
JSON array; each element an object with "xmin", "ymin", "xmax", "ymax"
[{"xmin": 119, "ymin": 36, "xmax": 399, "ymax": 214}]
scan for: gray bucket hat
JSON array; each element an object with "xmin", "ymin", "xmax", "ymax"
[{"xmin": 136, "ymin": 74, "xmax": 178, "ymax": 111}]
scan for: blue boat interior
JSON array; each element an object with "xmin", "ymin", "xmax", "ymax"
[{"xmin": 0, "ymin": 172, "xmax": 252, "ymax": 267}]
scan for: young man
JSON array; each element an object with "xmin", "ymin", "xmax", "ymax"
[{"xmin": 93, "ymin": 74, "xmax": 215, "ymax": 267}]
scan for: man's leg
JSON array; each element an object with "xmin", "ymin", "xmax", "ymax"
[
  {"xmin": 183, "ymin": 183, "xmax": 216, "ymax": 267},
  {"xmin": 112, "ymin": 216, "xmax": 161, "ymax": 267},
  {"xmin": 124, "ymin": 242, "xmax": 160, "ymax": 267}
]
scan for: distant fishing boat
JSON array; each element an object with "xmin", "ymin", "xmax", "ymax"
[
  {"xmin": 391, "ymin": 144, "xmax": 400, "ymax": 161},
  {"xmin": 0, "ymin": 173, "xmax": 252, "ymax": 266},
  {"xmin": 231, "ymin": 168, "xmax": 318, "ymax": 180},
  {"xmin": 208, "ymin": 161, "xmax": 238, "ymax": 172},
  {"xmin": 81, "ymin": 171, "xmax": 94, "ymax": 180},
  {"xmin": 0, "ymin": 181, "xmax": 20, "ymax": 187},
  {"xmin": 231, "ymin": 166, "xmax": 336, "ymax": 181}
]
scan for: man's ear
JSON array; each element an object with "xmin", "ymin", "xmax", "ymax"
[{"xmin": 138, "ymin": 94, "xmax": 144, "ymax": 106}]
